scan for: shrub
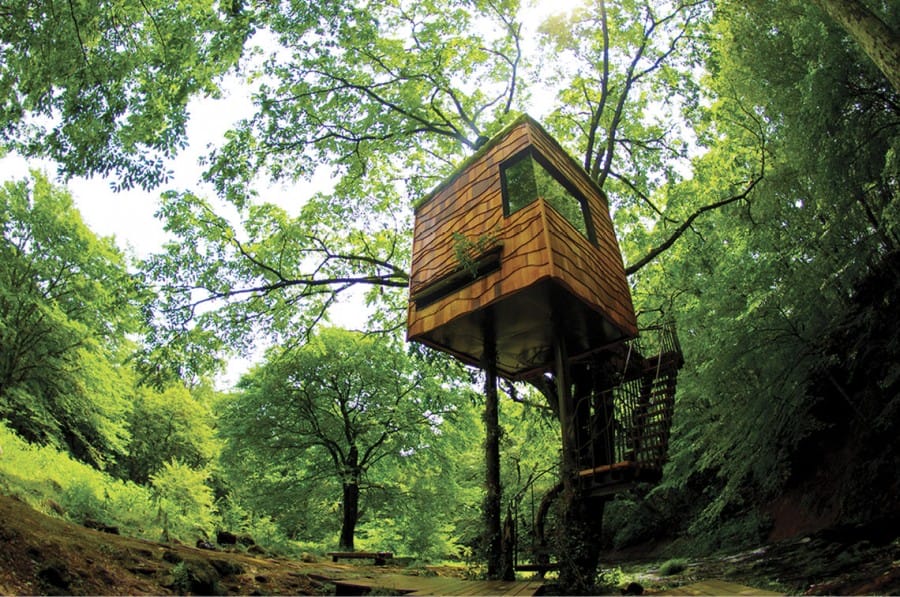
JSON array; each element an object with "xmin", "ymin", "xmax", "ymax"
[
  {"xmin": 59, "ymin": 479, "xmax": 108, "ymax": 524},
  {"xmin": 151, "ymin": 460, "xmax": 216, "ymax": 541},
  {"xmin": 659, "ymin": 558, "xmax": 689, "ymax": 576}
]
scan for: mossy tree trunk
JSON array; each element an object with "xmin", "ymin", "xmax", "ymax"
[
  {"xmin": 339, "ymin": 446, "xmax": 361, "ymax": 550},
  {"xmin": 555, "ymin": 356, "xmax": 616, "ymax": 594},
  {"xmin": 483, "ymin": 317, "xmax": 506, "ymax": 579}
]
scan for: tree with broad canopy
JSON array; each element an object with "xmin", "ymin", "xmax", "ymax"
[{"xmin": 218, "ymin": 327, "xmax": 462, "ymax": 550}]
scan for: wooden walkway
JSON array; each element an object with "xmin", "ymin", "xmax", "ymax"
[
  {"xmin": 329, "ymin": 573, "xmax": 543, "ymax": 596},
  {"xmin": 657, "ymin": 579, "xmax": 783, "ymax": 595},
  {"xmin": 324, "ymin": 571, "xmax": 779, "ymax": 596}
]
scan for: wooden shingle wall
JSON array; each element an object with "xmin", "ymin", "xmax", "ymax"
[
  {"xmin": 525, "ymin": 120, "xmax": 637, "ymax": 338},
  {"xmin": 408, "ymin": 120, "xmax": 552, "ymax": 340},
  {"xmin": 409, "ymin": 122, "xmax": 530, "ymax": 295}
]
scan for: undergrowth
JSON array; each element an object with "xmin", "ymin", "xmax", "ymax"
[{"xmin": 0, "ymin": 421, "xmax": 303, "ymax": 555}]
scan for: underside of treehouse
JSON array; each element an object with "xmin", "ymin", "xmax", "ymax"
[{"xmin": 411, "ymin": 277, "xmax": 631, "ymax": 379}]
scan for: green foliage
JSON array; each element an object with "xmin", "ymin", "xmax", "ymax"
[
  {"xmin": 0, "ymin": 0, "xmax": 251, "ymax": 189},
  {"xmin": 0, "ymin": 420, "xmax": 246, "ymax": 550},
  {"xmin": 140, "ymin": 186, "xmax": 413, "ymax": 380},
  {"xmin": 537, "ymin": 0, "xmax": 710, "ymax": 214},
  {"xmin": 597, "ymin": 566, "xmax": 626, "ymax": 593},
  {"xmin": 0, "ymin": 0, "xmax": 896, "ymax": 571},
  {"xmin": 496, "ymin": 395, "xmax": 559, "ymax": 553},
  {"xmin": 117, "ymin": 384, "xmax": 217, "ymax": 485},
  {"xmin": 218, "ymin": 327, "xmax": 466, "ymax": 552},
  {"xmin": 658, "ymin": 558, "xmax": 688, "ymax": 576},
  {"xmin": 59, "ymin": 479, "xmax": 108, "ymax": 524},
  {"xmin": 451, "ymin": 229, "xmax": 501, "ymax": 277},
  {"xmin": 169, "ymin": 562, "xmax": 192, "ymax": 595},
  {"xmin": 206, "ymin": 0, "xmax": 520, "ymax": 202},
  {"xmin": 355, "ymin": 398, "xmax": 486, "ymax": 560},
  {"xmin": 0, "ymin": 420, "xmax": 155, "ymax": 539},
  {"xmin": 151, "ymin": 460, "xmax": 216, "ymax": 542},
  {"xmin": 620, "ymin": 0, "xmax": 899, "ymax": 549},
  {"xmin": 0, "ymin": 173, "xmax": 140, "ymax": 467}
]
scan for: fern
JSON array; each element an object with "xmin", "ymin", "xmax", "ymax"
[{"xmin": 451, "ymin": 230, "xmax": 500, "ymax": 277}]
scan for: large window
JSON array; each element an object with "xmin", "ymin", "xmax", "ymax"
[{"xmin": 501, "ymin": 150, "xmax": 592, "ymax": 241}]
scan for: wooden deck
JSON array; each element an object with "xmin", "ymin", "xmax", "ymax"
[
  {"xmin": 656, "ymin": 579, "xmax": 783, "ymax": 595},
  {"xmin": 323, "ymin": 570, "xmax": 780, "ymax": 597},
  {"xmin": 329, "ymin": 573, "xmax": 543, "ymax": 596}
]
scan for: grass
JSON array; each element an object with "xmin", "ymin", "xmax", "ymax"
[{"xmin": 658, "ymin": 558, "xmax": 689, "ymax": 576}]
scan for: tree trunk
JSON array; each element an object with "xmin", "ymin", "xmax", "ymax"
[
  {"xmin": 812, "ymin": 0, "xmax": 900, "ymax": 93},
  {"xmin": 482, "ymin": 316, "xmax": 505, "ymax": 579},
  {"xmin": 556, "ymin": 357, "xmax": 615, "ymax": 594},
  {"xmin": 501, "ymin": 508, "xmax": 516, "ymax": 581},
  {"xmin": 339, "ymin": 481, "xmax": 360, "ymax": 550},
  {"xmin": 339, "ymin": 446, "xmax": 361, "ymax": 550},
  {"xmin": 558, "ymin": 491, "xmax": 607, "ymax": 594}
]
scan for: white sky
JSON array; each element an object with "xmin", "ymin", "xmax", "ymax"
[{"xmin": 0, "ymin": 0, "xmax": 583, "ymax": 386}]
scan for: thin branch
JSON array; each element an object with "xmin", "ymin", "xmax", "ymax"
[{"xmin": 608, "ymin": 171, "xmax": 672, "ymax": 221}]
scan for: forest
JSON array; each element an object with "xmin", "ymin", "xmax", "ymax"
[{"xmin": 0, "ymin": 0, "xmax": 898, "ymax": 595}]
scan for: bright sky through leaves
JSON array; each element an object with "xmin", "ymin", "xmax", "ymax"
[{"xmin": 0, "ymin": 0, "xmax": 581, "ymax": 258}]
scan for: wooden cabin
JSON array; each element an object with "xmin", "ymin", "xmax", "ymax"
[{"xmin": 407, "ymin": 114, "xmax": 638, "ymax": 379}]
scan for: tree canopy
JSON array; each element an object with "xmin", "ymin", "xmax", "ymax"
[
  {"xmin": 0, "ymin": 0, "xmax": 251, "ymax": 190},
  {"xmin": 0, "ymin": 173, "xmax": 140, "ymax": 465}
]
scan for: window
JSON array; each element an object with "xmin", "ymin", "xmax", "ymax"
[{"xmin": 501, "ymin": 150, "xmax": 592, "ymax": 241}]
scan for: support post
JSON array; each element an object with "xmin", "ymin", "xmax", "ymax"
[
  {"xmin": 554, "ymin": 334, "xmax": 578, "ymax": 479},
  {"xmin": 482, "ymin": 314, "xmax": 506, "ymax": 580}
]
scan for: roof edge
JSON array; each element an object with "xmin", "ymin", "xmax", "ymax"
[
  {"xmin": 413, "ymin": 113, "xmax": 533, "ymax": 212},
  {"xmin": 412, "ymin": 113, "xmax": 609, "ymax": 212}
]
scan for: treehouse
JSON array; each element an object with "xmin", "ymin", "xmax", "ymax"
[
  {"xmin": 407, "ymin": 115, "xmax": 684, "ymax": 575},
  {"xmin": 407, "ymin": 114, "xmax": 638, "ymax": 379}
]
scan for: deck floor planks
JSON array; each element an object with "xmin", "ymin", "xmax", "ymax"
[
  {"xmin": 657, "ymin": 579, "xmax": 783, "ymax": 596},
  {"xmin": 407, "ymin": 578, "xmax": 543, "ymax": 596},
  {"xmin": 407, "ymin": 576, "xmax": 474, "ymax": 595},
  {"xmin": 330, "ymin": 573, "xmax": 543, "ymax": 596},
  {"xmin": 329, "ymin": 572, "xmax": 776, "ymax": 597}
]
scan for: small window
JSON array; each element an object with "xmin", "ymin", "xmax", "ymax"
[{"xmin": 501, "ymin": 150, "xmax": 592, "ymax": 240}]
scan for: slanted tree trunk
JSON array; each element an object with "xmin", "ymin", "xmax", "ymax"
[
  {"xmin": 556, "ymin": 359, "xmax": 616, "ymax": 594},
  {"xmin": 501, "ymin": 508, "xmax": 516, "ymax": 580},
  {"xmin": 339, "ymin": 447, "xmax": 361, "ymax": 550},
  {"xmin": 812, "ymin": 0, "xmax": 900, "ymax": 93}
]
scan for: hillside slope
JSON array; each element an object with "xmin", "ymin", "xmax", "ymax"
[{"xmin": 0, "ymin": 493, "xmax": 321, "ymax": 595}]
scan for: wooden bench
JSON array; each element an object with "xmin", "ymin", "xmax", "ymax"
[{"xmin": 328, "ymin": 551, "xmax": 394, "ymax": 565}]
